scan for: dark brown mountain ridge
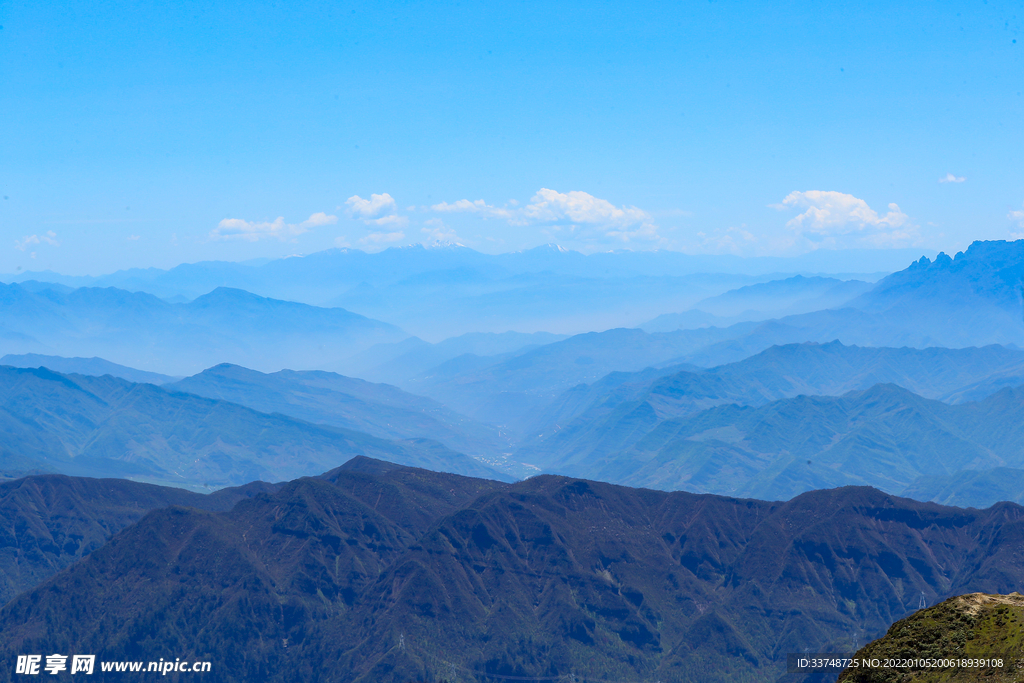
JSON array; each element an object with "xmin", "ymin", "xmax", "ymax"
[
  {"xmin": 0, "ymin": 474, "xmax": 280, "ymax": 605},
  {"xmin": 2, "ymin": 459, "xmax": 1024, "ymax": 682}
]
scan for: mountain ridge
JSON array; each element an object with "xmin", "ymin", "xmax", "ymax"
[
  {"xmin": 0, "ymin": 354, "xmax": 179, "ymax": 385},
  {"xmin": 1, "ymin": 462, "xmax": 1023, "ymax": 682},
  {"xmin": 4, "ymin": 244, "xmax": 923, "ymax": 340},
  {"xmin": 166, "ymin": 363, "xmax": 512, "ymax": 470},
  {"xmin": 527, "ymin": 381, "xmax": 1024, "ymax": 506},
  {"xmin": 0, "ymin": 365, "xmax": 504, "ymax": 488},
  {"xmin": 0, "ymin": 473, "xmax": 280, "ymax": 605},
  {"xmin": 0, "ymin": 283, "xmax": 407, "ymax": 376},
  {"xmin": 515, "ymin": 341, "xmax": 1024, "ymax": 472}
]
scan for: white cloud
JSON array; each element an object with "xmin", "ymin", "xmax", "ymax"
[
  {"xmin": 345, "ymin": 193, "xmax": 397, "ymax": 219},
  {"xmin": 774, "ymin": 190, "xmax": 918, "ymax": 249},
  {"xmin": 430, "ymin": 198, "xmax": 513, "ymax": 220},
  {"xmin": 518, "ymin": 188, "xmax": 649, "ymax": 228},
  {"xmin": 211, "ymin": 217, "xmax": 293, "ymax": 242},
  {"xmin": 365, "ymin": 214, "xmax": 409, "ymax": 228},
  {"xmin": 209, "ymin": 212, "xmax": 335, "ymax": 242},
  {"xmin": 1009, "ymin": 204, "xmax": 1024, "ymax": 225},
  {"xmin": 345, "ymin": 192, "xmax": 409, "ymax": 229},
  {"xmin": 431, "ymin": 199, "xmax": 486, "ymax": 212},
  {"xmin": 429, "ymin": 188, "xmax": 661, "ymax": 244},
  {"xmin": 780, "ymin": 191, "xmax": 908, "ymax": 232},
  {"xmin": 939, "ymin": 173, "xmax": 966, "ymax": 183},
  {"xmin": 15, "ymin": 231, "xmax": 59, "ymax": 251},
  {"xmin": 432, "ymin": 199, "xmax": 487, "ymax": 213},
  {"xmin": 519, "ymin": 188, "xmax": 661, "ymax": 243},
  {"xmin": 1010, "ymin": 204, "xmax": 1024, "ymax": 239},
  {"xmin": 127, "ymin": 234, "xmax": 140, "ymax": 241},
  {"xmin": 299, "ymin": 212, "xmax": 338, "ymax": 228},
  {"xmin": 334, "ymin": 235, "xmax": 351, "ymax": 248},
  {"xmin": 15, "ymin": 235, "xmax": 39, "ymax": 250}
]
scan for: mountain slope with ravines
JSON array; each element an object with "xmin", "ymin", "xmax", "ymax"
[
  {"xmin": 530, "ymin": 383, "xmax": 1024, "ymax": 503},
  {"xmin": 1, "ymin": 460, "xmax": 1024, "ymax": 682}
]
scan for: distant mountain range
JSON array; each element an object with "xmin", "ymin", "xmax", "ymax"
[
  {"xmin": 397, "ymin": 327, "xmax": 754, "ymax": 429},
  {"xmin": 1, "ymin": 459, "xmax": 1022, "ymax": 682},
  {"xmin": 675, "ymin": 241, "xmax": 1024, "ymax": 366},
  {"xmin": 166, "ymin": 363, "xmax": 513, "ymax": 470},
  {"xmin": 540, "ymin": 382, "xmax": 1024, "ymax": 501},
  {"xmin": 0, "ymin": 366, "xmax": 504, "ymax": 487},
  {"xmin": 519, "ymin": 340, "xmax": 1024, "ymax": 451},
  {"xmin": 901, "ymin": 468, "xmax": 1024, "ymax": 509},
  {"xmin": 0, "ymin": 353, "xmax": 179, "ymax": 384},
  {"xmin": 353, "ymin": 242, "xmax": 1024, "ymax": 432},
  {"xmin": 3, "ymin": 241, "xmax": 1022, "ymax": 386},
  {"xmin": 503, "ymin": 342, "xmax": 1024, "ymax": 504},
  {"xmin": 3, "ymin": 240, "xmax": 1024, "ymax": 508},
  {"xmin": 3, "ymin": 244, "xmax": 916, "ymax": 339},
  {"xmin": 336, "ymin": 329, "xmax": 569, "ymax": 382},
  {"xmin": 6, "ymin": 244, "xmax": 925, "ymax": 300},
  {"xmin": 643, "ymin": 274, "xmax": 875, "ymax": 329},
  {"xmin": 0, "ymin": 284, "xmax": 406, "ymax": 375},
  {"xmin": 12, "ymin": 340, "xmax": 1024, "ymax": 505},
  {"xmin": 411, "ymin": 335, "xmax": 1024, "ymax": 441}
]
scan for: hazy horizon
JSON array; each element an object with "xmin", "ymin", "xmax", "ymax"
[{"xmin": 1, "ymin": 240, "xmax": 940, "ymax": 280}]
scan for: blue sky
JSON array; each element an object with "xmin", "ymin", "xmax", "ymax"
[{"xmin": 1, "ymin": 0, "xmax": 1022, "ymax": 274}]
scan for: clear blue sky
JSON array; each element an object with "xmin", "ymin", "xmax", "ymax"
[{"xmin": 1, "ymin": 0, "xmax": 1021, "ymax": 274}]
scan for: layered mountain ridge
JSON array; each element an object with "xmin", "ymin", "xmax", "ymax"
[
  {"xmin": 2, "ymin": 459, "xmax": 1024, "ymax": 682},
  {"xmin": 525, "ymin": 381, "xmax": 1024, "ymax": 503},
  {"xmin": 166, "ymin": 363, "xmax": 509, "ymax": 465},
  {"xmin": 0, "ymin": 474, "xmax": 280, "ymax": 604},
  {"xmin": 11, "ymin": 335, "xmax": 1024, "ymax": 507},
  {"xmin": 0, "ymin": 365, "xmax": 503, "ymax": 488},
  {"xmin": 0, "ymin": 284, "xmax": 407, "ymax": 376}
]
